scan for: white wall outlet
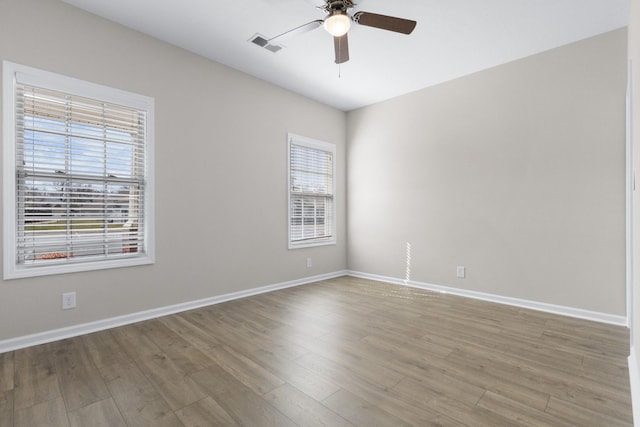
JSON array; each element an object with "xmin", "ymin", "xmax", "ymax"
[
  {"xmin": 62, "ymin": 291, "xmax": 76, "ymax": 310},
  {"xmin": 456, "ymin": 266, "xmax": 465, "ymax": 278},
  {"xmin": 306, "ymin": 257, "xmax": 313, "ymax": 268}
]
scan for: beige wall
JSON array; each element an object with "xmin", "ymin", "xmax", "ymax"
[
  {"xmin": 631, "ymin": 0, "xmax": 640, "ymax": 369},
  {"xmin": 0, "ymin": 0, "xmax": 629, "ymax": 344},
  {"xmin": 347, "ymin": 29, "xmax": 628, "ymax": 315},
  {"xmin": 0, "ymin": 0, "xmax": 347, "ymax": 341}
]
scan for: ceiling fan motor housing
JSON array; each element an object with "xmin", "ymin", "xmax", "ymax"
[{"xmin": 322, "ymin": 0, "xmax": 355, "ymax": 14}]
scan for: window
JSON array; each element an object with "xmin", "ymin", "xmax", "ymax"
[
  {"xmin": 3, "ymin": 61, "xmax": 154, "ymax": 279},
  {"xmin": 288, "ymin": 133, "xmax": 336, "ymax": 248}
]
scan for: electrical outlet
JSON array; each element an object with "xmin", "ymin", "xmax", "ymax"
[
  {"xmin": 62, "ymin": 292, "xmax": 76, "ymax": 310},
  {"xmin": 306, "ymin": 257, "xmax": 313, "ymax": 268},
  {"xmin": 456, "ymin": 266, "xmax": 465, "ymax": 278}
]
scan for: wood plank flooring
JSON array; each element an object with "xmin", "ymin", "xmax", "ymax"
[{"xmin": 0, "ymin": 276, "xmax": 633, "ymax": 426}]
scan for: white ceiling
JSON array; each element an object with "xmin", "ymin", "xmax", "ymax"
[{"xmin": 61, "ymin": 0, "xmax": 628, "ymax": 111}]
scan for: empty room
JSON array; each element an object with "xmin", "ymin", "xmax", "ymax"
[{"xmin": 1, "ymin": 0, "xmax": 640, "ymax": 425}]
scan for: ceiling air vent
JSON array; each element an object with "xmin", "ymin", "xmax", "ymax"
[{"xmin": 250, "ymin": 34, "xmax": 283, "ymax": 53}]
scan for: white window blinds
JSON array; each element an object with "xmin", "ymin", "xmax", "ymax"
[
  {"xmin": 288, "ymin": 134, "xmax": 336, "ymax": 247},
  {"xmin": 3, "ymin": 62, "xmax": 154, "ymax": 278},
  {"xmin": 15, "ymin": 84, "xmax": 146, "ymax": 264}
]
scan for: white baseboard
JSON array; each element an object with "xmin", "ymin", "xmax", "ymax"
[
  {"xmin": 629, "ymin": 347, "xmax": 640, "ymax": 426},
  {"xmin": 0, "ymin": 270, "xmax": 348, "ymax": 353},
  {"xmin": 347, "ymin": 270, "xmax": 628, "ymax": 326},
  {"xmin": 1, "ymin": 269, "xmax": 627, "ymax": 354}
]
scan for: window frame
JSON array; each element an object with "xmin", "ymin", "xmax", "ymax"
[
  {"xmin": 287, "ymin": 133, "xmax": 336, "ymax": 249},
  {"xmin": 2, "ymin": 61, "xmax": 155, "ymax": 279}
]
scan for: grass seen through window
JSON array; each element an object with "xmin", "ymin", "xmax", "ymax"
[{"xmin": 24, "ymin": 219, "xmax": 126, "ymax": 231}]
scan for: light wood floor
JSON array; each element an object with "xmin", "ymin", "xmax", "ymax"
[{"xmin": 0, "ymin": 276, "xmax": 633, "ymax": 426}]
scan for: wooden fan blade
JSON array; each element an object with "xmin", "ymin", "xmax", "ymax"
[
  {"xmin": 268, "ymin": 19, "xmax": 323, "ymax": 44},
  {"xmin": 353, "ymin": 11, "xmax": 416, "ymax": 34},
  {"xmin": 334, "ymin": 34, "xmax": 349, "ymax": 64}
]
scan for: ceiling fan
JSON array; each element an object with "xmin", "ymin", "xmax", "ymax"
[{"xmin": 255, "ymin": 0, "xmax": 417, "ymax": 64}]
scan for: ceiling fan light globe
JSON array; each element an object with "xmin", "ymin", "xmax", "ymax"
[{"xmin": 324, "ymin": 13, "xmax": 350, "ymax": 37}]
